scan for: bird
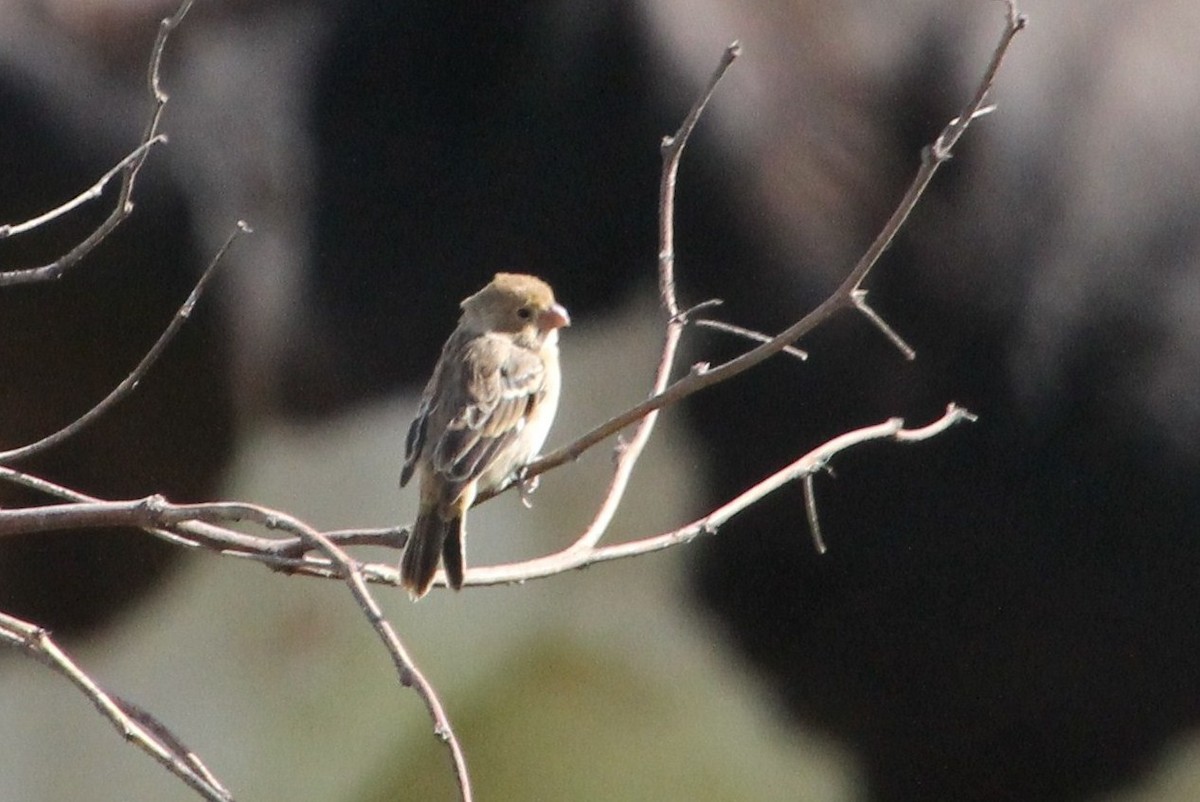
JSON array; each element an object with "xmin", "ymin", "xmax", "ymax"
[{"xmin": 399, "ymin": 273, "xmax": 570, "ymax": 599}]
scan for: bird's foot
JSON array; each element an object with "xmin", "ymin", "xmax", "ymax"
[{"xmin": 517, "ymin": 468, "xmax": 540, "ymax": 509}]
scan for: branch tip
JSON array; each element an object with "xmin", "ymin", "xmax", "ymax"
[
  {"xmin": 802, "ymin": 474, "xmax": 827, "ymax": 554},
  {"xmin": 852, "ymin": 290, "xmax": 916, "ymax": 360},
  {"xmin": 672, "ymin": 297, "xmax": 723, "ymax": 323},
  {"xmin": 0, "ymin": 217, "xmax": 245, "ymax": 463},
  {"xmin": 695, "ymin": 318, "xmax": 809, "ymax": 361}
]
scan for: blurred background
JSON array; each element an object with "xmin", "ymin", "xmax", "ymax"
[{"xmin": 3, "ymin": 0, "xmax": 1200, "ymax": 800}]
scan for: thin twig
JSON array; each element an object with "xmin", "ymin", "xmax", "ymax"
[
  {"xmin": 0, "ymin": 492, "xmax": 472, "ymax": 801},
  {"xmin": 0, "ymin": 136, "xmax": 167, "ymax": 240},
  {"xmin": 474, "ymin": 42, "xmax": 741, "ymax": 509},
  {"xmin": 802, "ymin": 473, "xmax": 826, "ymax": 554},
  {"xmin": 0, "ymin": 466, "xmax": 404, "ymax": 584},
  {"xmin": 839, "ymin": 6, "xmax": 1023, "ymax": 294},
  {"xmin": 466, "ymin": 405, "xmax": 975, "ymax": 584},
  {"xmin": 695, "ymin": 318, "xmax": 809, "ymax": 361},
  {"xmin": 673, "ymin": 297, "xmax": 724, "ymax": 322},
  {"xmin": 163, "ymin": 502, "xmax": 473, "ymax": 802},
  {"xmin": 0, "ymin": 403, "xmax": 975, "ymax": 592},
  {"xmin": 851, "ymin": 290, "xmax": 915, "ymax": 360},
  {"xmin": 0, "ymin": 2, "xmax": 1020, "ymax": 580},
  {"xmin": 467, "ymin": 40, "xmax": 742, "ymax": 573},
  {"xmin": 0, "ymin": 12, "xmax": 1021, "ymax": 794},
  {"xmin": 554, "ymin": 40, "xmax": 742, "ymax": 556},
  {"xmin": 0, "ymin": 221, "xmax": 251, "ymax": 464},
  {"xmin": 478, "ymin": 7, "xmax": 1024, "ymax": 498},
  {"xmin": 659, "ymin": 42, "xmax": 741, "ymax": 318},
  {"xmin": 0, "ymin": 611, "xmax": 234, "ymax": 802},
  {"xmin": 0, "ymin": 5, "xmax": 1022, "ymax": 590},
  {"xmin": 0, "ymin": 0, "xmax": 194, "ymax": 287}
]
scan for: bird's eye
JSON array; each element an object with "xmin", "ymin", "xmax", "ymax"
[{"xmin": 516, "ymin": 307, "xmax": 532, "ymax": 320}]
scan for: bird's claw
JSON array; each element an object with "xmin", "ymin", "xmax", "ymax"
[{"xmin": 517, "ymin": 468, "xmax": 540, "ymax": 508}]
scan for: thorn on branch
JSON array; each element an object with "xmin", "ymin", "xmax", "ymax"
[
  {"xmin": 672, "ymin": 297, "xmax": 724, "ymax": 324},
  {"xmin": 695, "ymin": 318, "xmax": 810, "ymax": 361},
  {"xmin": 837, "ymin": 4, "xmax": 1024, "ymax": 296},
  {"xmin": 948, "ymin": 104, "xmax": 998, "ymax": 128},
  {"xmin": 933, "ymin": 105, "xmax": 1000, "ymax": 160},
  {"xmin": 802, "ymin": 473, "xmax": 826, "ymax": 554},
  {"xmin": 852, "ymin": 290, "xmax": 916, "ymax": 360}
]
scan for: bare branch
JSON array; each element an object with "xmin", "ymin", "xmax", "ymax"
[
  {"xmin": 0, "ymin": 467, "xmax": 407, "ymax": 593},
  {"xmin": 0, "ymin": 136, "xmax": 167, "ymax": 240},
  {"xmin": 658, "ymin": 41, "xmax": 741, "ymax": 318},
  {"xmin": 0, "ymin": 403, "xmax": 975, "ymax": 593},
  {"xmin": 673, "ymin": 297, "xmax": 724, "ymax": 322},
  {"xmin": 0, "ymin": 0, "xmax": 194, "ymax": 287},
  {"xmin": 452, "ymin": 39, "xmax": 744, "ymax": 586},
  {"xmin": 0, "ymin": 488, "xmax": 472, "ymax": 800},
  {"xmin": 550, "ymin": 40, "xmax": 741, "ymax": 554},
  {"xmin": 0, "ymin": 466, "xmax": 410, "ymax": 590},
  {"xmin": 479, "ymin": 8, "xmax": 1024, "ymax": 497},
  {"xmin": 802, "ymin": 473, "xmax": 826, "ymax": 554},
  {"xmin": 465, "ymin": 405, "xmax": 976, "ymax": 585},
  {"xmin": 851, "ymin": 290, "xmax": 916, "ymax": 360},
  {"xmin": 163, "ymin": 501, "xmax": 473, "ymax": 802},
  {"xmin": 695, "ymin": 318, "xmax": 809, "ymax": 361},
  {"xmin": 0, "ymin": 222, "xmax": 250, "ymax": 464},
  {"xmin": 0, "ymin": 5, "xmax": 1021, "ymax": 589},
  {"xmin": 838, "ymin": 2, "xmax": 1024, "ymax": 294},
  {"xmin": 0, "ymin": 8, "xmax": 1023, "ymax": 797},
  {"xmin": 474, "ymin": 42, "xmax": 741, "ymax": 510},
  {"xmin": 0, "ymin": 611, "xmax": 234, "ymax": 802}
]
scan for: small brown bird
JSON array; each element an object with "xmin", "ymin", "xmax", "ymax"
[{"xmin": 399, "ymin": 273, "xmax": 569, "ymax": 599}]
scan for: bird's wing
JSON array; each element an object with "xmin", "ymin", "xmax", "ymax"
[
  {"xmin": 430, "ymin": 334, "xmax": 545, "ymax": 488},
  {"xmin": 400, "ymin": 333, "xmax": 456, "ymax": 488},
  {"xmin": 400, "ymin": 391, "xmax": 432, "ymax": 488}
]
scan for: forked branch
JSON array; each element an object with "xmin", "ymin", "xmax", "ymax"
[{"xmin": 0, "ymin": 0, "xmax": 195, "ymax": 287}]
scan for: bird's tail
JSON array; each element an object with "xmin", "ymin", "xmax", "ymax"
[{"xmin": 400, "ymin": 510, "xmax": 465, "ymax": 599}]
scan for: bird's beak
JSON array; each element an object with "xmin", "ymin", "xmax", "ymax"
[{"xmin": 539, "ymin": 303, "xmax": 571, "ymax": 331}]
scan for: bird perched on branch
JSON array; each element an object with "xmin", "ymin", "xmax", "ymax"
[{"xmin": 399, "ymin": 273, "xmax": 569, "ymax": 599}]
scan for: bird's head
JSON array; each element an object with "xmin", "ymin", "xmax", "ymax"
[{"xmin": 460, "ymin": 273, "xmax": 570, "ymax": 343}]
